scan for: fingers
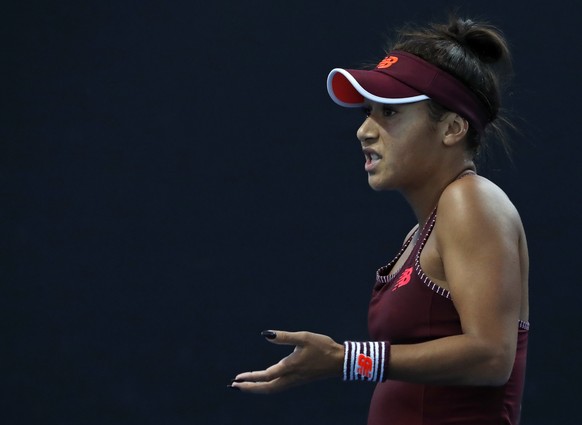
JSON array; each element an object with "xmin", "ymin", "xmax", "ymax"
[
  {"xmin": 230, "ymin": 376, "xmax": 292, "ymax": 394},
  {"xmin": 234, "ymin": 361, "xmax": 285, "ymax": 383},
  {"xmin": 261, "ymin": 330, "xmax": 308, "ymax": 346},
  {"xmin": 231, "ymin": 358, "xmax": 305, "ymax": 394},
  {"xmin": 230, "ymin": 362, "xmax": 291, "ymax": 394}
]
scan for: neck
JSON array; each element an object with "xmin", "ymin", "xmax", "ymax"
[{"xmin": 401, "ymin": 165, "xmax": 476, "ymax": 228}]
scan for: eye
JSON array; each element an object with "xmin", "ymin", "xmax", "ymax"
[
  {"xmin": 382, "ymin": 106, "xmax": 397, "ymax": 117},
  {"xmin": 362, "ymin": 107, "xmax": 372, "ymax": 117}
]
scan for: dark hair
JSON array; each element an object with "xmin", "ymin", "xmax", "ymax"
[{"xmin": 388, "ymin": 15, "xmax": 514, "ymax": 159}]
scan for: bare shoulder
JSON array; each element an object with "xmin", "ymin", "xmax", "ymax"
[
  {"xmin": 436, "ymin": 175, "xmax": 523, "ymax": 241},
  {"xmin": 432, "ymin": 174, "xmax": 529, "ymax": 324}
]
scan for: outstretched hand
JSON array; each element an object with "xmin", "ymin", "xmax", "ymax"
[{"xmin": 229, "ymin": 330, "xmax": 345, "ymax": 394}]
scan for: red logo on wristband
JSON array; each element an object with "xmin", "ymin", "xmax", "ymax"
[{"xmin": 357, "ymin": 354, "xmax": 373, "ymax": 379}]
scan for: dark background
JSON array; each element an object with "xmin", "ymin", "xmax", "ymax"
[{"xmin": 3, "ymin": 0, "xmax": 581, "ymax": 424}]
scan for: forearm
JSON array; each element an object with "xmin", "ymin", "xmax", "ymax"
[{"xmin": 387, "ymin": 334, "xmax": 515, "ymax": 386}]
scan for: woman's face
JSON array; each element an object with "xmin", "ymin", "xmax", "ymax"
[{"xmin": 357, "ymin": 100, "xmax": 444, "ymax": 191}]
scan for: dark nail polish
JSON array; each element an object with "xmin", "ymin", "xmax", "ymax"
[
  {"xmin": 261, "ymin": 330, "xmax": 276, "ymax": 339},
  {"xmin": 231, "ymin": 379, "xmax": 243, "ymax": 383},
  {"xmin": 227, "ymin": 385, "xmax": 240, "ymax": 391}
]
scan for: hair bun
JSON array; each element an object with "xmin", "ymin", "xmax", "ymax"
[{"xmin": 446, "ymin": 17, "xmax": 508, "ymax": 64}]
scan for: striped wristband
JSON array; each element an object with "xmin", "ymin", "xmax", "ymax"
[{"xmin": 343, "ymin": 341, "xmax": 389, "ymax": 382}]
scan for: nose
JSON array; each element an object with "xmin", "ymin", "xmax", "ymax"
[{"xmin": 357, "ymin": 117, "xmax": 378, "ymax": 145}]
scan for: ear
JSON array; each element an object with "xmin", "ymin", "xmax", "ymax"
[{"xmin": 442, "ymin": 114, "xmax": 469, "ymax": 147}]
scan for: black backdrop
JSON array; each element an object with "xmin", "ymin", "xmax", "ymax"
[{"xmin": 3, "ymin": 0, "xmax": 581, "ymax": 424}]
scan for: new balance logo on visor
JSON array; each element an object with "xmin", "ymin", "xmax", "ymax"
[{"xmin": 376, "ymin": 56, "xmax": 399, "ymax": 69}]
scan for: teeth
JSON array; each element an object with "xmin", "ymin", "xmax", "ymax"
[{"xmin": 364, "ymin": 151, "xmax": 381, "ymax": 162}]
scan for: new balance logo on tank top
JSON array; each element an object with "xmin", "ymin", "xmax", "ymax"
[{"xmin": 367, "ymin": 208, "xmax": 529, "ymax": 425}]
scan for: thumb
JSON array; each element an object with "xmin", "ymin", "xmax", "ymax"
[{"xmin": 261, "ymin": 330, "xmax": 307, "ymax": 346}]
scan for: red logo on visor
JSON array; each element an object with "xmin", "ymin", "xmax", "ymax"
[{"xmin": 377, "ymin": 56, "xmax": 399, "ymax": 69}]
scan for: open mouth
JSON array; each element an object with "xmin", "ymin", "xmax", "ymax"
[
  {"xmin": 364, "ymin": 149, "xmax": 382, "ymax": 162},
  {"xmin": 364, "ymin": 149, "xmax": 382, "ymax": 172}
]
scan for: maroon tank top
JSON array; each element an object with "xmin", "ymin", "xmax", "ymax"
[{"xmin": 367, "ymin": 208, "xmax": 529, "ymax": 425}]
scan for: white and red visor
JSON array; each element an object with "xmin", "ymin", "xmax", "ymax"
[{"xmin": 327, "ymin": 51, "xmax": 490, "ymax": 133}]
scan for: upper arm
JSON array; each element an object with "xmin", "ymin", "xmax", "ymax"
[{"xmin": 435, "ymin": 178, "xmax": 522, "ymax": 353}]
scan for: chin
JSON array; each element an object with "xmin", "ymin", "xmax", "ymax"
[
  {"xmin": 368, "ymin": 174, "xmax": 398, "ymax": 192},
  {"xmin": 367, "ymin": 177, "xmax": 389, "ymax": 192}
]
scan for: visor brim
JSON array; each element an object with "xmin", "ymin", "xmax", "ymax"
[{"xmin": 327, "ymin": 68, "xmax": 430, "ymax": 107}]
